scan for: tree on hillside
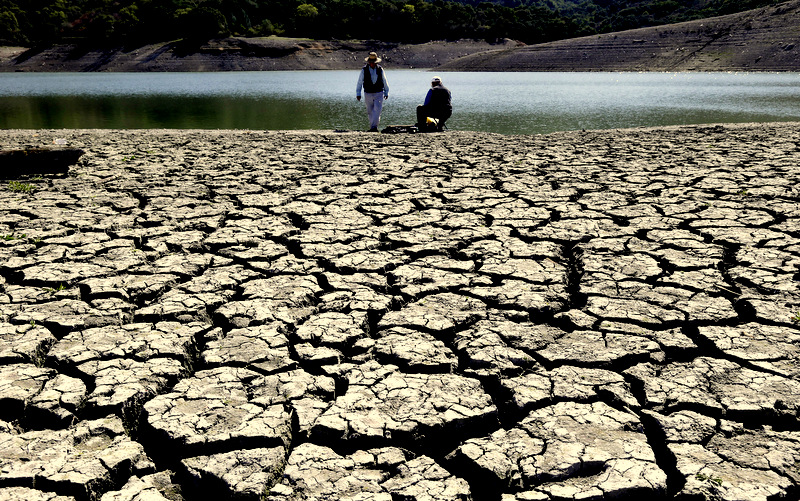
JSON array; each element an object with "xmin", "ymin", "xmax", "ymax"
[{"xmin": 0, "ymin": 6, "xmax": 22, "ymax": 44}]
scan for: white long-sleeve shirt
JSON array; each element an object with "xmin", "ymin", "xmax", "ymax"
[{"xmin": 356, "ymin": 66, "xmax": 389, "ymax": 98}]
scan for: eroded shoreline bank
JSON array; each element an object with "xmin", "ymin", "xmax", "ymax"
[{"xmin": 1, "ymin": 124, "xmax": 800, "ymax": 501}]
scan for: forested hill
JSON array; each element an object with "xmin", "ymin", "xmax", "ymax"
[{"xmin": 0, "ymin": 0, "xmax": 786, "ymax": 47}]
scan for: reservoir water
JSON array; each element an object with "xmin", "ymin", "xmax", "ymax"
[{"xmin": 1, "ymin": 70, "xmax": 799, "ymax": 134}]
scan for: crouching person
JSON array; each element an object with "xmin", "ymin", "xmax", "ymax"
[{"xmin": 416, "ymin": 76, "xmax": 452, "ymax": 132}]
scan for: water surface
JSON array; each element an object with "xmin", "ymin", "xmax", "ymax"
[{"xmin": 1, "ymin": 71, "xmax": 799, "ymax": 134}]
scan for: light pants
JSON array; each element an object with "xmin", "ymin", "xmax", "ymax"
[{"xmin": 364, "ymin": 92, "xmax": 384, "ymax": 130}]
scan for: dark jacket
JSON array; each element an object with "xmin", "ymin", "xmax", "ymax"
[
  {"xmin": 362, "ymin": 65, "xmax": 386, "ymax": 93},
  {"xmin": 426, "ymin": 85, "xmax": 452, "ymax": 113}
]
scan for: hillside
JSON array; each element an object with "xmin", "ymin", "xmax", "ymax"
[
  {"xmin": 0, "ymin": 38, "xmax": 520, "ymax": 72},
  {"xmin": 0, "ymin": 0, "xmax": 798, "ymax": 72},
  {"xmin": 441, "ymin": 0, "xmax": 800, "ymax": 71}
]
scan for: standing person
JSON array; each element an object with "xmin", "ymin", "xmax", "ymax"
[
  {"xmin": 356, "ymin": 52, "xmax": 389, "ymax": 132},
  {"xmin": 416, "ymin": 76, "xmax": 452, "ymax": 132}
]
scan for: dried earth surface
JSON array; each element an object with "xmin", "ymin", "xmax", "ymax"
[{"xmin": 1, "ymin": 123, "xmax": 799, "ymax": 500}]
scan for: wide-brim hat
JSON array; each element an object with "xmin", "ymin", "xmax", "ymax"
[{"xmin": 365, "ymin": 52, "xmax": 381, "ymax": 63}]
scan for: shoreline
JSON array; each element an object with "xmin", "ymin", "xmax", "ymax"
[
  {"xmin": 1, "ymin": 122, "xmax": 800, "ymax": 500},
  {"xmin": 1, "ymin": 119, "xmax": 797, "ymax": 137}
]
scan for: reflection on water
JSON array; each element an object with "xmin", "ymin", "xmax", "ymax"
[{"xmin": 1, "ymin": 71, "xmax": 800, "ymax": 134}]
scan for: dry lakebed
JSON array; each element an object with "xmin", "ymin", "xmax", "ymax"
[{"xmin": 1, "ymin": 124, "xmax": 800, "ymax": 500}]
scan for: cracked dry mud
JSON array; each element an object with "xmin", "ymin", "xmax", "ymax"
[{"xmin": 1, "ymin": 124, "xmax": 799, "ymax": 501}]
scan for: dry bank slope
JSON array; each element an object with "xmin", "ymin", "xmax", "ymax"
[
  {"xmin": 441, "ymin": 0, "xmax": 800, "ymax": 71},
  {"xmin": 0, "ymin": 38, "xmax": 518, "ymax": 72}
]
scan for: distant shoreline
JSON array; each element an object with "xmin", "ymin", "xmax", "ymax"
[
  {"xmin": 0, "ymin": 39, "xmax": 518, "ymax": 73},
  {"xmin": 2, "ymin": 0, "xmax": 799, "ymax": 75}
]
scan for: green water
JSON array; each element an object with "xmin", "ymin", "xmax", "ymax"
[{"xmin": 1, "ymin": 71, "xmax": 799, "ymax": 134}]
